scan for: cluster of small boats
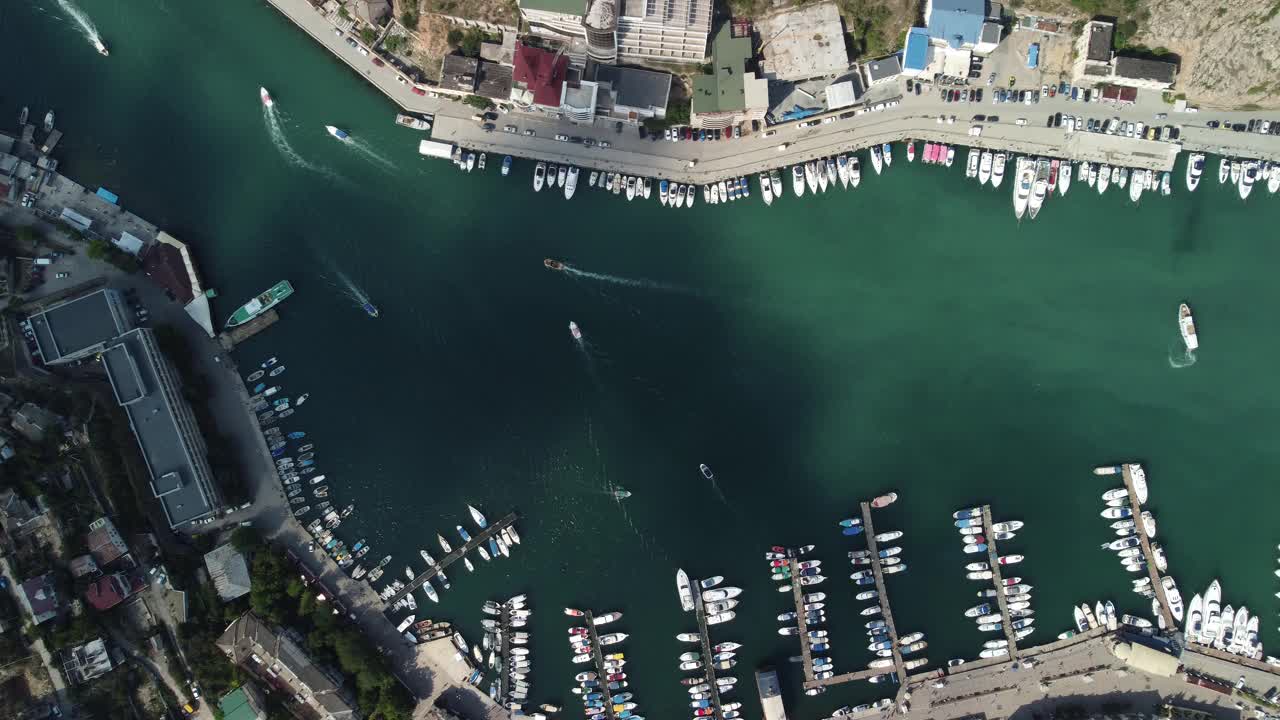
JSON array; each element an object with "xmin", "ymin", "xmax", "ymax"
[
  {"xmin": 480, "ymin": 595, "xmax": 544, "ymax": 713},
  {"xmin": 1209, "ymin": 155, "xmax": 1280, "ymax": 201},
  {"xmin": 387, "ymin": 504, "xmax": 517, "ymax": 612},
  {"xmin": 782, "ymin": 149, "xmax": 877, "ymax": 201},
  {"xmin": 673, "ymin": 571, "xmax": 744, "ymax": 720},
  {"xmin": 1003, "ymin": 154, "xmax": 1176, "ymax": 219},
  {"xmin": 1091, "ymin": 463, "xmax": 1184, "ymax": 627},
  {"xmin": 764, "ymin": 544, "xmax": 828, "ymax": 696},
  {"xmin": 953, "ymin": 505, "xmax": 1033, "ymax": 654},
  {"xmin": 1184, "ymin": 579, "xmax": 1265, "ymax": 660},
  {"xmin": 564, "ymin": 607, "xmax": 644, "ymax": 720}
]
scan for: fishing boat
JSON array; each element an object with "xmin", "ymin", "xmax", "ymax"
[
  {"xmin": 1179, "ymin": 303, "xmax": 1198, "ymax": 351},
  {"xmin": 226, "ymin": 281, "xmax": 295, "ymax": 328},
  {"xmin": 1013, "ymin": 159, "xmax": 1032, "ymax": 219}
]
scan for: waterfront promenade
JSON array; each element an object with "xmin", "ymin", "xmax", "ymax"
[{"xmin": 264, "ymin": 0, "xmax": 1280, "ymax": 186}]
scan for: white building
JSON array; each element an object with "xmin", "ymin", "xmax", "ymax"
[{"xmin": 519, "ymin": 0, "xmax": 713, "ymax": 64}]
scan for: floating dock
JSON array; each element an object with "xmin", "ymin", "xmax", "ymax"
[
  {"xmin": 1121, "ymin": 464, "xmax": 1176, "ymax": 630},
  {"xmin": 497, "ymin": 602, "xmax": 512, "ymax": 701},
  {"xmin": 800, "ymin": 500, "xmax": 905, "ymax": 689},
  {"xmin": 981, "ymin": 505, "xmax": 1022, "ymax": 658},
  {"xmin": 584, "ymin": 610, "xmax": 619, "ymax": 720},
  {"xmin": 385, "ymin": 513, "xmax": 518, "ymax": 607},
  {"xmin": 691, "ymin": 582, "xmax": 725, "ymax": 719},
  {"xmin": 219, "ymin": 309, "xmax": 279, "ymax": 350},
  {"xmin": 755, "ymin": 668, "xmax": 787, "ymax": 720}
]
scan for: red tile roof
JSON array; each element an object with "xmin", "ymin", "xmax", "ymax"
[
  {"xmin": 85, "ymin": 573, "xmax": 135, "ymax": 611},
  {"xmin": 512, "ymin": 43, "xmax": 568, "ymax": 108},
  {"xmin": 142, "ymin": 243, "xmax": 195, "ymax": 304}
]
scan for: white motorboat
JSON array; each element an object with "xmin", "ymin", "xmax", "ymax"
[
  {"xmin": 1130, "ymin": 169, "xmax": 1145, "ymax": 203},
  {"xmin": 991, "ymin": 153, "xmax": 1005, "ymax": 188},
  {"xmin": 1028, "ymin": 178, "xmax": 1047, "ymax": 220},
  {"xmin": 1239, "ymin": 161, "xmax": 1258, "ymax": 200},
  {"xmin": 1184, "ymin": 593, "xmax": 1203, "ymax": 642},
  {"xmin": 1059, "ymin": 162, "xmax": 1072, "ymax": 195},
  {"xmin": 533, "ymin": 163, "xmax": 546, "ymax": 192},
  {"xmin": 1218, "ymin": 157, "xmax": 1229, "ymax": 184},
  {"xmin": 978, "ymin": 151, "xmax": 992, "ymax": 186},
  {"xmin": 945, "ymin": 146, "xmax": 956, "ymax": 168},
  {"xmin": 849, "ymin": 157, "xmax": 861, "ymax": 187},
  {"xmin": 760, "ymin": 173, "xmax": 774, "ymax": 205},
  {"xmin": 1179, "ymin": 303, "xmax": 1198, "ymax": 351},
  {"xmin": 805, "ymin": 162, "xmax": 819, "ymax": 194},
  {"xmin": 837, "ymin": 154, "xmax": 850, "ymax": 188},
  {"xmin": 1013, "ymin": 159, "xmax": 1032, "ymax": 219},
  {"xmin": 966, "ymin": 148, "xmax": 978, "ymax": 179},
  {"xmin": 565, "ymin": 167, "xmax": 579, "ymax": 200},
  {"xmin": 1163, "ymin": 577, "xmax": 1184, "ymax": 622},
  {"xmin": 1098, "ymin": 165, "xmax": 1110, "ymax": 194},
  {"xmin": 870, "ymin": 146, "xmax": 883, "ymax": 175},
  {"xmin": 676, "ymin": 569, "xmax": 694, "ymax": 612},
  {"xmin": 792, "ymin": 166, "xmax": 805, "ymax": 197},
  {"xmin": 643, "ymin": 178, "xmax": 652, "ymax": 199},
  {"xmin": 1230, "ymin": 160, "xmax": 1242, "ymax": 184}
]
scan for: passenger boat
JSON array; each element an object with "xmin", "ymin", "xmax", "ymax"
[{"xmin": 1179, "ymin": 303, "xmax": 1198, "ymax": 351}]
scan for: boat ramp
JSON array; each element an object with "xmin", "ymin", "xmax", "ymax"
[
  {"xmin": 980, "ymin": 505, "xmax": 1022, "ymax": 659},
  {"xmin": 384, "ymin": 512, "xmax": 518, "ymax": 608}
]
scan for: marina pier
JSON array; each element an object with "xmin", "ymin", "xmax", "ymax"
[
  {"xmin": 799, "ymin": 500, "xmax": 905, "ymax": 690},
  {"xmin": 786, "ymin": 560, "xmax": 817, "ymax": 683},
  {"xmin": 497, "ymin": 602, "xmax": 513, "ymax": 702},
  {"xmin": 1121, "ymin": 465, "xmax": 1176, "ymax": 630},
  {"xmin": 980, "ymin": 506, "xmax": 1022, "ymax": 658},
  {"xmin": 583, "ymin": 611, "xmax": 619, "ymax": 720},
  {"xmin": 691, "ymin": 584, "xmax": 725, "ymax": 720},
  {"xmin": 384, "ymin": 512, "xmax": 518, "ymax": 608}
]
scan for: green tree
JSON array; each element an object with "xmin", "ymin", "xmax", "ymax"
[
  {"xmin": 464, "ymin": 94, "xmax": 494, "ymax": 110},
  {"xmin": 359, "ymin": 26, "xmax": 377, "ymax": 46}
]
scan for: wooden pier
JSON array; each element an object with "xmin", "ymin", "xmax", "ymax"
[
  {"xmin": 787, "ymin": 559, "xmax": 817, "ymax": 683},
  {"xmin": 1120, "ymin": 464, "xmax": 1176, "ymax": 630},
  {"xmin": 800, "ymin": 500, "xmax": 905, "ymax": 690},
  {"xmin": 692, "ymin": 583, "xmax": 725, "ymax": 720},
  {"xmin": 981, "ymin": 506, "xmax": 1022, "ymax": 658},
  {"xmin": 385, "ymin": 513, "xmax": 518, "ymax": 607},
  {"xmin": 219, "ymin": 309, "xmax": 279, "ymax": 350},
  {"xmin": 584, "ymin": 611, "xmax": 619, "ymax": 720},
  {"xmin": 497, "ymin": 602, "xmax": 512, "ymax": 701}
]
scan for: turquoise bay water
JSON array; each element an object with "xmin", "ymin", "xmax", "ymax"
[{"xmin": 5, "ymin": 1, "xmax": 1280, "ymax": 717}]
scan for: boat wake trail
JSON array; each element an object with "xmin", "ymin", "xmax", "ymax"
[
  {"xmin": 562, "ymin": 266, "xmax": 702, "ymax": 296},
  {"xmin": 54, "ymin": 0, "xmax": 103, "ymax": 53},
  {"xmin": 331, "ymin": 267, "xmax": 376, "ymax": 314},
  {"xmin": 574, "ymin": 338, "xmax": 605, "ymax": 390},
  {"xmin": 1168, "ymin": 341, "xmax": 1197, "ymax": 369},
  {"xmin": 706, "ymin": 475, "xmax": 729, "ymax": 506},
  {"xmin": 263, "ymin": 105, "xmax": 344, "ymax": 182},
  {"xmin": 345, "ymin": 137, "xmax": 398, "ymax": 172}
]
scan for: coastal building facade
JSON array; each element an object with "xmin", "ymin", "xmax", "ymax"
[
  {"xmin": 592, "ymin": 65, "xmax": 672, "ymax": 123},
  {"xmin": 511, "ymin": 42, "xmax": 571, "ymax": 112},
  {"xmin": 217, "ymin": 612, "xmax": 360, "ymax": 720},
  {"xmin": 691, "ymin": 23, "xmax": 769, "ymax": 130},
  {"xmin": 518, "ymin": 0, "xmax": 712, "ymax": 65},
  {"xmin": 25, "ymin": 289, "xmax": 220, "ymax": 528},
  {"xmin": 756, "ymin": 3, "xmax": 850, "ymax": 82},
  {"xmin": 1071, "ymin": 20, "xmax": 1178, "ymax": 90}
]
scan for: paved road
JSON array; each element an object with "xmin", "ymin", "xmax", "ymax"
[{"xmin": 265, "ymin": 0, "xmax": 1280, "ymax": 185}]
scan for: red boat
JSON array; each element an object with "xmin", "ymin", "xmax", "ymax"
[
  {"xmin": 564, "ymin": 608, "xmax": 585, "ymax": 617},
  {"xmin": 907, "ymin": 141, "xmax": 916, "ymax": 162},
  {"xmin": 870, "ymin": 492, "xmax": 898, "ymax": 508},
  {"xmin": 1048, "ymin": 160, "xmax": 1059, "ymax": 189}
]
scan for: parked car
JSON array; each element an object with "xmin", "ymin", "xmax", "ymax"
[
  {"xmin": 555, "ymin": 133, "xmax": 569, "ymax": 141},
  {"xmin": 411, "ymin": 86, "xmax": 426, "ymax": 96}
]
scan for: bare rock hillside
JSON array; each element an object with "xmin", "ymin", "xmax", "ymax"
[{"xmin": 1136, "ymin": 0, "xmax": 1280, "ymax": 108}]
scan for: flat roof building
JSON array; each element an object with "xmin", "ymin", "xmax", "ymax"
[
  {"xmin": 592, "ymin": 65, "xmax": 672, "ymax": 122},
  {"xmin": 62, "ymin": 638, "xmax": 115, "ymax": 685},
  {"xmin": 519, "ymin": 0, "xmax": 712, "ymax": 64},
  {"xmin": 220, "ymin": 684, "xmax": 268, "ymax": 720},
  {"xmin": 925, "ymin": 0, "xmax": 987, "ymax": 49},
  {"xmin": 437, "ymin": 55, "xmax": 515, "ymax": 100},
  {"xmin": 87, "ymin": 516, "xmax": 130, "ymax": 566},
  {"xmin": 28, "ymin": 289, "xmax": 219, "ymax": 527},
  {"xmin": 757, "ymin": 3, "xmax": 850, "ymax": 82},
  {"xmin": 691, "ymin": 23, "xmax": 769, "ymax": 130},
  {"xmin": 1112, "ymin": 55, "xmax": 1178, "ymax": 89},
  {"xmin": 902, "ymin": 27, "xmax": 934, "ymax": 76},
  {"xmin": 11, "ymin": 402, "xmax": 62, "ymax": 444},
  {"xmin": 863, "ymin": 54, "xmax": 903, "ymax": 85}
]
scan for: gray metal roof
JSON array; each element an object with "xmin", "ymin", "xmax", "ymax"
[
  {"xmin": 204, "ymin": 544, "xmax": 251, "ymax": 601},
  {"xmin": 1114, "ymin": 55, "xmax": 1177, "ymax": 84},
  {"xmin": 593, "ymin": 65, "xmax": 672, "ymax": 111},
  {"xmin": 102, "ymin": 329, "xmax": 213, "ymax": 526},
  {"xmin": 1087, "ymin": 22, "xmax": 1114, "ymax": 62},
  {"xmin": 864, "ymin": 54, "xmax": 903, "ymax": 82},
  {"xmin": 28, "ymin": 289, "xmax": 128, "ymax": 362}
]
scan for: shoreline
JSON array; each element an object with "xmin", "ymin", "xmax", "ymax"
[{"xmin": 260, "ymin": 0, "xmax": 1280, "ymax": 189}]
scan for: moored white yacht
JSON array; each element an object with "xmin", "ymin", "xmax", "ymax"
[
  {"xmin": 1238, "ymin": 161, "xmax": 1258, "ymax": 200},
  {"xmin": 533, "ymin": 162, "xmax": 546, "ymax": 192},
  {"xmin": 1028, "ymin": 178, "xmax": 1047, "ymax": 220},
  {"xmin": 1013, "ymin": 158, "xmax": 1033, "ymax": 220},
  {"xmin": 1058, "ymin": 162, "xmax": 1072, "ymax": 195},
  {"xmin": 990, "ymin": 153, "xmax": 1006, "ymax": 188},
  {"xmin": 1186, "ymin": 153, "xmax": 1204, "ymax": 192},
  {"xmin": 978, "ymin": 151, "xmax": 992, "ymax": 186},
  {"xmin": 870, "ymin": 145, "xmax": 884, "ymax": 175},
  {"xmin": 792, "ymin": 166, "xmax": 805, "ymax": 197},
  {"xmin": 760, "ymin": 173, "xmax": 774, "ymax": 205}
]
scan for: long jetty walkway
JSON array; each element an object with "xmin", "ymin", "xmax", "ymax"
[
  {"xmin": 800, "ymin": 500, "xmax": 904, "ymax": 690},
  {"xmin": 584, "ymin": 611, "xmax": 618, "ymax": 720},
  {"xmin": 497, "ymin": 602, "xmax": 512, "ymax": 701},
  {"xmin": 1120, "ymin": 464, "xmax": 1176, "ymax": 629},
  {"xmin": 386, "ymin": 513, "xmax": 518, "ymax": 607},
  {"xmin": 981, "ymin": 506, "xmax": 1021, "ymax": 657},
  {"xmin": 692, "ymin": 585, "xmax": 726, "ymax": 720}
]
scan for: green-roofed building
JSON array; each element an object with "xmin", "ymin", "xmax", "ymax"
[
  {"xmin": 219, "ymin": 684, "xmax": 267, "ymax": 720},
  {"xmin": 691, "ymin": 23, "xmax": 769, "ymax": 129}
]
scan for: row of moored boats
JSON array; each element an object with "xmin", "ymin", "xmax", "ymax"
[
  {"xmin": 674, "ymin": 570, "xmax": 744, "ymax": 720},
  {"xmin": 952, "ymin": 505, "xmax": 1033, "ymax": 658},
  {"xmin": 565, "ymin": 606, "xmax": 645, "ymax": 720},
  {"xmin": 385, "ymin": 504, "xmax": 519, "ymax": 615}
]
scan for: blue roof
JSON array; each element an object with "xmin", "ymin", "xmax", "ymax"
[
  {"xmin": 904, "ymin": 27, "xmax": 931, "ymax": 71},
  {"xmin": 927, "ymin": 0, "xmax": 986, "ymax": 49},
  {"xmin": 95, "ymin": 187, "xmax": 119, "ymax": 205},
  {"xmin": 1027, "ymin": 43, "xmax": 1039, "ymax": 69}
]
